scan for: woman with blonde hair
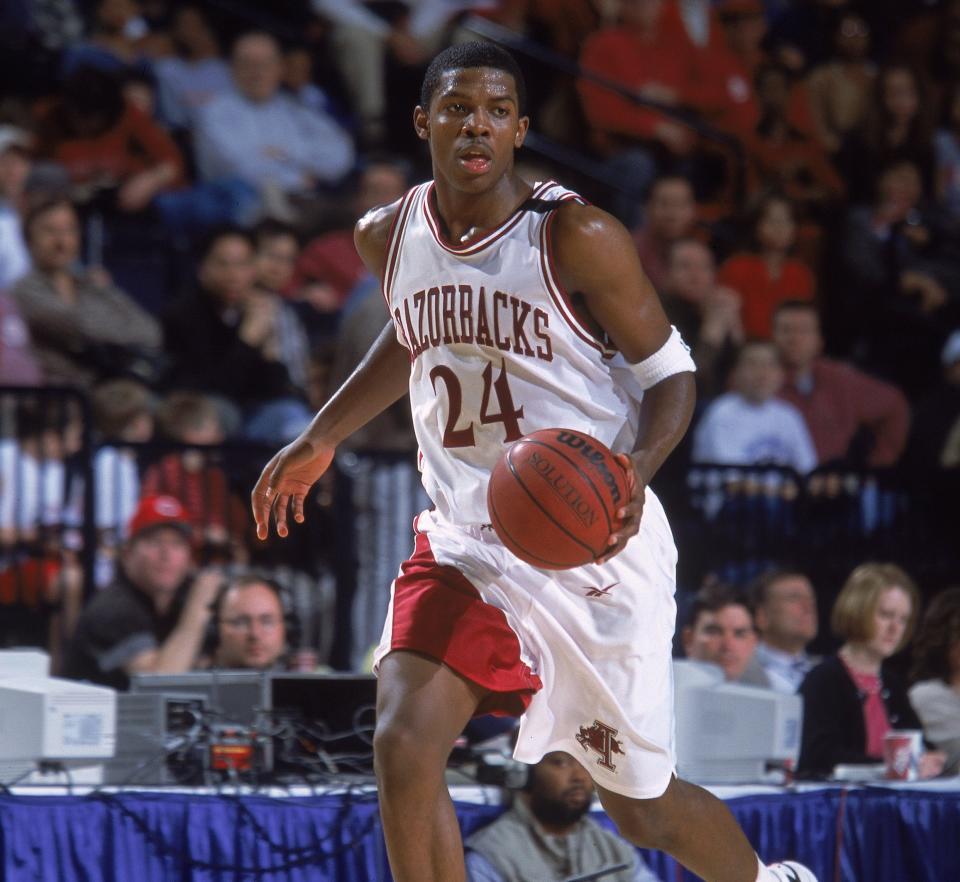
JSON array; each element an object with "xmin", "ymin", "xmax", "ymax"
[{"xmin": 797, "ymin": 562, "xmax": 945, "ymax": 778}]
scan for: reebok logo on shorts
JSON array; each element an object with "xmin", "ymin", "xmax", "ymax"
[
  {"xmin": 576, "ymin": 719, "xmax": 625, "ymax": 771},
  {"xmin": 583, "ymin": 581, "xmax": 619, "ymax": 598}
]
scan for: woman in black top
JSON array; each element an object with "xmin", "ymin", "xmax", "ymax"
[{"xmin": 797, "ymin": 562, "xmax": 945, "ymax": 779}]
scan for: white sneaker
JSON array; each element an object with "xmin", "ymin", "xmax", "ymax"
[{"xmin": 766, "ymin": 862, "xmax": 819, "ymax": 882}]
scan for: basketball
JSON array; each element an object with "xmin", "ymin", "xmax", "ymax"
[{"xmin": 487, "ymin": 428, "xmax": 630, "ymax": 570}]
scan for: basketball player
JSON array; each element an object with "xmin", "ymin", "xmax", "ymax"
[{"xmin": 252, "ymin": 42, "xmax": 817, "ymax": 882}]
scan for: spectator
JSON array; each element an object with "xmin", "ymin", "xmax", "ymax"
[
  {"xmin": 895, "ymin": 0, "xmax": 960, "ymax": 116},
  {"xmin": 803, "ymin": 12, "xmax": 875, "ymax": 154},
  {"xmin": 12, "ymin": 197, "xmax": 162, "ymax": 388},
  {"xmin": 464, "ymin": 751, "xmax": 658, "ymax": 882},
  {"xmin": 908, "ymin": 330, "xmax": 960, "ymax": 473},
  {"xmin": 797, "ymin": 562, "xmax": 945, "ymax": 779},
  {"xmin": 194, "ymin": 32, "xmax": 354, "ymax": 206},
  {"xmin": 205, "ymin": 573, "xmax": 291, "ymax": 670},
  {"xmin": 935, "ymin": 82, "xmax": 960, "ymax": 225},
  {"xmin": 744, "ymin": 64, "xmax": 845, "ymax": 213},
  {"xmin": 310, "ymin": 0, "xmax": 485, "ymax": 148},
  {"xmin": 250, "ymin": 220, "xmax": 312, "ymax": 394},
  {"xmin": 681, "ymin": 582, "xmax": 770, "ymax": 686},
  {"xmin": 577, "ymin": 0, "xmax": 699, "ymax": 225},
  {"xmin": 632, "ymin": 174, "xmax": 701, "ymax": 293},
  {"xmin": 62, "ymin": 494, "xmax": 223, "ymax": 689},
  {"xmin": 717, "ymin": 0, "xmax": 769, "ymax": 80},
  {"xmin": 153, "ymin": 4, "xmax": 232, "ymax": 131},
  {"xmin": 254, "ymin": 218, "xmax": 299, "ymax": 294},
  {"xmin": 162, "ymin": 226, "xmax": 312, "ymax": 441},
  {"xmin": 34, "ymin": 66, "xmax": 185, "ymax": 215},
  {"xmin": 0, "ymin": 126, "xmax": 32, "ymax": 289},
  {"xmin": 749, "ymin": 569, "xmax": 819, "ymax": 693},
  {"xmin": 692, "ymin": 341, "xmax": 818, "ymax": 473},
  {"xmin": 61, "ymin": 0, "xmax": 154, "ymax": 78},
  {"xmin": 718, "ymin": 193, "xmax": 816, "ymax": 339},
  {"xmin": 141, "ymin": 391, "xmax": 249, "ymax": 562},
  {"xmin": 660, "ymin": 238, "xmax": 743, "ymax": 398},
  {"xmin": 672, "ymin": 0, "xmax": 759, "ymax": 143},
  {"xmin": 830, "ymin": 158, "xmax": 960, "ymax": 396},
  {"xmin": 837, "ymin": 63, "xmax": 937, "ymax": 204},
  {"xmin": 909, "ymin": 587, "xmax": 960, "ymax": 776},
  {"xmin": 765, "ymin": 0, "xmax": 851, "ymax": 73},
  {"xmin": 282, "ymin": 44, "xmax": 333, "ymax": 116},
  {"xmin": 773, "ymin": 300, "xmax": 910, "ymax": 468},
  {"xmin": 89, "ymin": 377, "xmax": 155, "ymax": 548},
  {"xmin": 291, "ymin": 156, "xmax": 410, "ymax": 314}
]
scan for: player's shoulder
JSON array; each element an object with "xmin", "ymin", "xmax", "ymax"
[
  {"xmin": 354, "ymin": 194, "xmax": 408, "ymax": 270},
  {"xmin": 549, "ymin": 199, "xmax": 634, "ymax": 255}
]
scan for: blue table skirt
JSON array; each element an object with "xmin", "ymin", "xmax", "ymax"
[{"xmin": 1, "ymin": 786, "xmax": 958, "ymax": 881}]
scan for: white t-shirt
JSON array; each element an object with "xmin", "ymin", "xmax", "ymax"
[{"xmin": 692, "ymin": 392, "xmax": 818, "ymax": 474}]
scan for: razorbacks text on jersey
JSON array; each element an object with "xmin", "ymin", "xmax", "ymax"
[{"xmin": 383, "ymin": 180, "xmax": 647, "ymax": 526}]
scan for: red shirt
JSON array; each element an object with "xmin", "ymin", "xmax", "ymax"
[
  {"xmin": 577, "ymin": 22, "xmax": 698, "ymax": 146},
  {"xmin": 778, "ymin": 358, "xmax": 910, "ymax": 467},
  {"xmin": 40, "ymin": 102, "xmax": 185, "ymax": 187},
  {"xmin": 290, "ymin": 229, "xmax": 367, "ymax": 306},
  {"xmin": 843, "ymin": 660, "xmax": 891, "ymax": 759},
  {"xmin": 717, "ymin": 253, "xmax": 814, "ymax": 338}
]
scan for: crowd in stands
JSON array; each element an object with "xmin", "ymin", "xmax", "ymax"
[{"xmin": 0, "ymin": 0, "xmax": 959, "ymax": 805}]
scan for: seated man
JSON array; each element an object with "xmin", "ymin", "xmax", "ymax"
[
  {"xmin": 681, "ymin": 582, "xmax": 771, "ymax": 687},
  {"xmin": 12, "ymin": 197, "xmax": 162, "ymax": 389},
  {"xmin": 632, "ymin": 175, "xmax": 701, "ymax": 293},
  {"xmin": 465, "ymin": 751, "xmax": 660, "ymax": 882},
  {"xmin": 63, "ymin": 495, "xmax": 223, "ymax": 689},
  {"xmin": 194, "ymin": 31, "xmax": 354, "ymax": 200},
  {"xmin": 206, "ymin": 573, "xmax": 290, "ymax": 670},
  {"xmin": 749, "ymin": 569, "xmax": 819, "ymax": 693},
  {"xmin": 661, "ymin": 237, "xmax": 743, "ymax": 398},
  {"xmin": 773, "ymin": 300, "xmax": 910, "ymax": 467},
  {"xmin": 692, "ymin": 340, "xmax": 818, "ymax": 473}
]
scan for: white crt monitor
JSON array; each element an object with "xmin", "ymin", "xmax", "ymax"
[
  {"xmin": 0, "ymin": 676, "xmax": 116, "ymax": 762},
  {"xmin": 673, "ymin": 660, "xmax": 802, "ymax": 784}
]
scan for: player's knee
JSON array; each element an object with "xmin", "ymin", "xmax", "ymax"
[{"xmin": 373, "ymin": 715, "xmax": 443, "ymax": 783}]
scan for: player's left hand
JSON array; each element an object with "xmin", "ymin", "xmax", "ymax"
[{"xmin": 596, "ymin": 453, "xmax": 644, "ymax": 564}]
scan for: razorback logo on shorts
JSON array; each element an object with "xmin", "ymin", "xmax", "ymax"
[{"xmin": 576, "ymin": 719, "xmax": 625, "ymax": 771}]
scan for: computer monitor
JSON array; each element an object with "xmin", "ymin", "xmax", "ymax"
[
  {"xmin": 673, "ymin": 660, "xmax": 802, "ymax": 784},
  {"xmin": 130, "ymin": 671, "xmax": 268, "ymax": 727},
  {"xmin": 267, "ymin": 673, "xmax": 377, "ymax": 775}
]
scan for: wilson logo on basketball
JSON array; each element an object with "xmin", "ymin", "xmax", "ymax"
[
  {"xmin": 528, "ymin": 451, "xmax": 599, "ymax": 527},
  {"xmin": 576, "ymin": 720, "xmax": 625, "ymax": 771},
  {"xmin": 555, "ymin": 432, "xmax": 623, "ymax": 506}
]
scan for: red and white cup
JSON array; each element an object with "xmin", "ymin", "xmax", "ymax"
[{"xmin": 883, "ymin": 730, "xmax": 924, "ymax": 781}]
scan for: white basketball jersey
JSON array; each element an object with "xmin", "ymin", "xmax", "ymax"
[{"xmin": 384, "ymin": 180, "xmax": 646, "ymax": 526}]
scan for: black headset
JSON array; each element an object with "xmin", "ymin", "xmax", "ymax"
[{"xmin": 203, "ymin": 571, "xmax": 301, "ymax": 663}]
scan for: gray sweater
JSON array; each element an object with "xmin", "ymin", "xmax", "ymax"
[
  {"xmin": 465, "ymin": 796, "xmax": 657, "ymax": 882},
  {"xmin": 12, "ymin": 269, "xmax": 161, "ymax": 388},
  {"xmin": 909, "ymin": 679, "xmax": 960, "ymax": 775}
]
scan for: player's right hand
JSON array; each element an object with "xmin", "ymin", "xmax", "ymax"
[{"xmin": 252, "ymin": 437, "xmax": 335, "ymax": 540}]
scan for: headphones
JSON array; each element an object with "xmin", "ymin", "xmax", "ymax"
[{"xmin": 203, "ymin": 571, "xmax": 301, "ymax": 663}]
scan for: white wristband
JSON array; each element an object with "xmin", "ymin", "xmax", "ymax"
[{"xmin": 628, "ymin": 326, "xmax": 696, "ymax": 390}]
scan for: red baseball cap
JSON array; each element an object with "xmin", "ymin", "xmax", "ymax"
[{"xmin": 128, "ymin": 495, "xmax": 191, "ymax": 539}]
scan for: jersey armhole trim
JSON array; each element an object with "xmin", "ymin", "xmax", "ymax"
[
  {"xmin": 381, "ymin": 183, "xmax": 422, "ymax": 308},
  {"xmin": 540, "ymin": 202, "xmax": 618, "ymax": 359}
]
